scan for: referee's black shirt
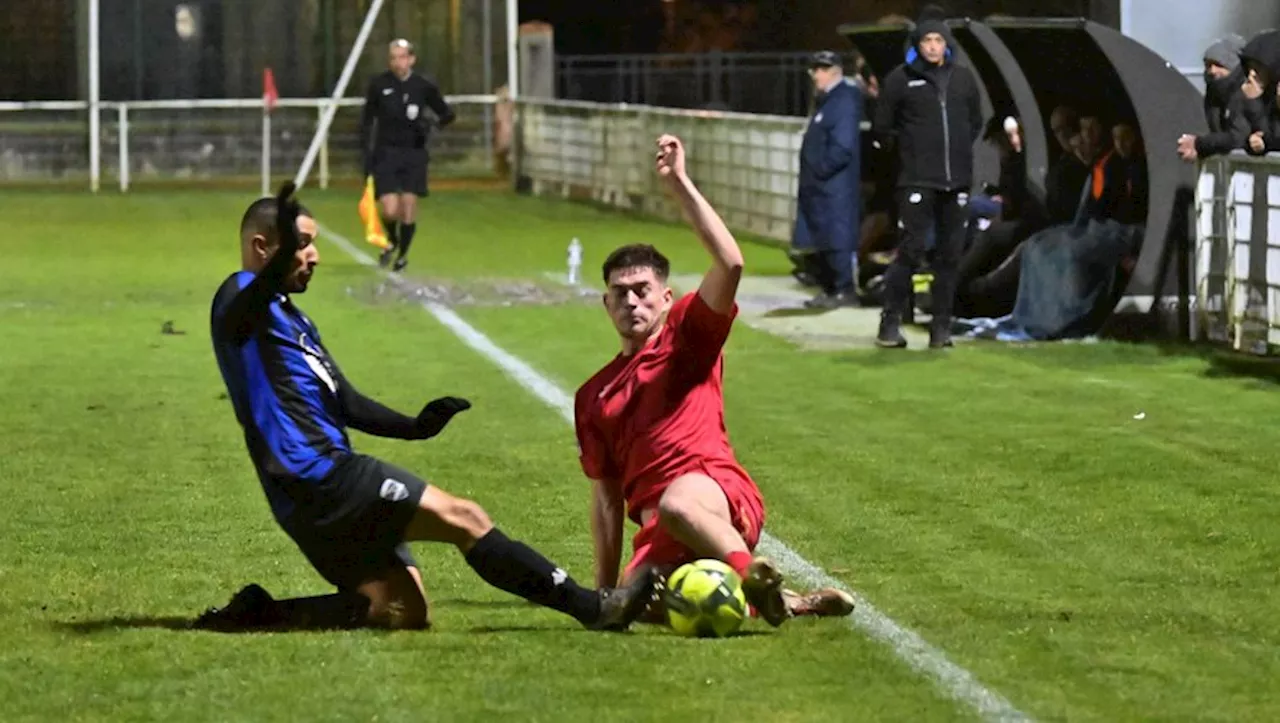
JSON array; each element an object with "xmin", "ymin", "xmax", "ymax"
[{"xmin": 360, "ymin": 70, "xmax": 455, "ymax": 152}]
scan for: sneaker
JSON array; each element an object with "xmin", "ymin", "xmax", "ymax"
[
  {"xmin": 193, "ymin": 583, "xmax": 278, "ymax": 632},
  {"xmin": 378, "ymin": 247, "xmax": 396, "ymax": 268},
  {"xmin": 741, "ymin": 557, "xmax": 789, "ymax": 627},
  {"xmin": 588, "ymin": 567, "xmax": 661, "ymax": 632},
  {"xmin": 929, "ymin": 320, "xmax": 954, "ymax": 349},
  {"xmin": 804, "ymin": 288, "xmax": 861, "ymax": 310},
  {"xmin": 392, "ymin": 256, "xmax": 408, "ymax": 272},
  {"xmin": 784, "ymin": 587, "xmax": 856, "ymax": 618},
  {"xmin": 876, "ymin": 312, "xmax": 908, "ymax": 349}
]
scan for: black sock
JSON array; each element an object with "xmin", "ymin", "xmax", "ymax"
[
  {"xmin": 272, "ymin": 592, "xmax": 370, "ymax": 630},
  {"xmin": 382, "ymin": 217, "xmax": 400, "ymax": 249},
  {"xmin": 398, "ymin": 222, "xmax": 417, "ymax": 259},
  {"xmin": 464, "ymin": 528, "xmax": 601, "ymax": 625}
]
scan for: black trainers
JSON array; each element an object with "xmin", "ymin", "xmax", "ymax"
[
  {"xmin": 193, "ymin": 584, "xmax": 279, "ymax": 632},
  {"xmin": 588, "ymin": 567, "xmax": 661, "ymax": 632},
  {"xmin": 392, "ymin": 256, "xmax": 408, "ymax": 273},
  {"xmin": 929, "ymin": 319, "xmax": 954, "ymax": 349},
  {"xmin": 876, "ymin": 311, "xmax": 908, "ymax": 349},
  {"xmin": 804, "ymin": 288, "xmax": 861, "ymax": 310},
  {"xmin": 378, "ymin": 247, "xmax": 396, "ymax": 268}
]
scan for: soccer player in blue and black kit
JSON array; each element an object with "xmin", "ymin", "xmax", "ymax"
[{"xmin": 198, "ymin": 183, "xmax": 657, "ymax": 632}]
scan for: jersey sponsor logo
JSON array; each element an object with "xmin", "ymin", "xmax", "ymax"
[
  {"xmin": 382, "ymin": 88, "xmax": 393, "ymax": 95},
  {"xmin": 380, "ymin": 478, "xmax": 410, "ymax": 502},
  {"xmin": 298, "ymin": 332, "xmax": 338, "ymax": 395},
  {"xmin": 908, "ymin": 79, "xmax": 927, "ymax": 88}
]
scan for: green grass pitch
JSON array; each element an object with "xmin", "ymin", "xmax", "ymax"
[{"xmin": 1, "ymin": 187, "xmax": 1278, "ymax": 722}]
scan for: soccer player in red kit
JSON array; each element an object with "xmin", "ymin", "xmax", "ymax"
[{"xmin": 574, "ymin": 135, "xmax": 855, "ymax": 627}]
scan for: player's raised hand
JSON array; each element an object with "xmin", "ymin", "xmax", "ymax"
[
  {"xmin": 274, "ymin": 182, "xmax": 302, "ymax": 257},
  {"xmin": 414, "ymin": 396, "xmax": 472, "ymax": 439},
  {"xmin": 655, "ymin": 135, "xmax": 687, "ymax": 181}
]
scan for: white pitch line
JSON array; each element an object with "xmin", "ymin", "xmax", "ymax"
[{"xmin": 319, "ymin": 224, "xmax": 1033, "ymax": 723}]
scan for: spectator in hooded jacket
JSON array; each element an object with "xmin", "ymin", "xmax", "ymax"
[
  {"xmin": 872, "ymin": 16, "xmax": 983, "ymax": 349},
  {"xmin": 1178, "ymin": 35, "xmax": 1253, "ymax": 162},
  {"xmin": 1240, "ymin": 30, "xmax": 1280, "ymax": 154}
]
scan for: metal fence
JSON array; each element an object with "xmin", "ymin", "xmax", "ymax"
[
  {"xmin": 0, "ymin": 96, "xmax": 499, "ymax": 189},
  {"xmin": 557, "ymin": 52, "xmax": 825, "ymax": 118},
  {"xmin": 0, "ymin": 0, "xmax": 512, "ymax": 102}
]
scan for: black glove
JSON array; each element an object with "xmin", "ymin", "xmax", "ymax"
[
  {"xmin": 414, "ymin": 396, "xmax": 471, "ymax": 439},
  {"xmin": 275, "ymin": 182, "xmax": 302, "ymax": 258}
]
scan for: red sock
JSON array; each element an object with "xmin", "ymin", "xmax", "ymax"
[{"xmin": 725, "ymin": 551, "xmax": 753, "ymax": 579}]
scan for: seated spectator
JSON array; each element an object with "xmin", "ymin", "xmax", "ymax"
[
  {"xmin": 1109, "ymin": 123, "xmax": 1147, "ymax": 225},
  {"xmin": 1178, "ymin": 35, "xmax": 1252, "ymax": 162},
  {"xmin": 954, "ymin": 116, "xmax": 1053, "ymax": 319},
  {"xmin": 1079, "ymin": 115, "xmax": 1146, "ymax": 226},
  {"xmin": 1044, "ymin": 105, "xmax": 1090, "ymax": 225}
]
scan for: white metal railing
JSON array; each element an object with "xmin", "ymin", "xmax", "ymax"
[
  {"xmin": 1195, "ymin": 152, "xmax": 1280, "ymax": 354},
  {"xmin": 516, "ymin": 98, "xmax": 875, "ymax": 243},
  {"xmin": 0, "ymin": 95, "xmax": 498, "ymax": 192}
]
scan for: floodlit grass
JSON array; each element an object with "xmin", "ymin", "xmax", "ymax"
[{"xmin": 1, "ymin": 188, "xmax": 1277, "ymax": 722}]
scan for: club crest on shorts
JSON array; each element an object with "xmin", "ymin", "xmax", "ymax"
[{"xmin": 380, "ymin": 478, "xmax": 409, "ymax": 502}]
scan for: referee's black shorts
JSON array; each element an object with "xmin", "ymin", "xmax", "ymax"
[
  {"xmin": 371, "ymin": 146, "xmax": 429, "ymax": 198},
  {"xmin": 283, "ymin": 454, "xmax": 428, "ymax": 590}
]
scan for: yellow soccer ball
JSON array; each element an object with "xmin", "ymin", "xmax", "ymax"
[{"xmin": 664, "ymin": 559, "xmax": 748, "ymax": 638}]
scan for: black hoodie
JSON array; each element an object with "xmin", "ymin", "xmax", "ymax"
[
  {"xmin": 1196, "ymin": 65, "xmax": 1255, "ymax": 158},
  {"xmin": 1239, "ymin": 30, "xmax": 1280, "ymax": 153},
  {"xmin": 873, "ymin": 20, "xmax": 984, "ymax": 191}
]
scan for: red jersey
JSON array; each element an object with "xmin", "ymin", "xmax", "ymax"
[{"xmin": 574, "ymin": 292, "xmax": 758, "ymax": 524}]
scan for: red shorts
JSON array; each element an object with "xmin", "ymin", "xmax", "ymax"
[{"xmin": 623, "ymin": 463, "xmax": 765, "ymax": 580}]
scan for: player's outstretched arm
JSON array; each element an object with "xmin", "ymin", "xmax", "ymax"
[
  {"xmin": 655, "ymin": 134, "xmax": 744, "ymax": 315},
  {"xmin": 337, "ymin": 376, "xmax": 471, "ymax": 440},
  {"xmin": 591, "ymin": 478, "xmax": 625, "ymax": 588},
  {"xmin": 215, "ymin": 183, "xmax": 304, "ymax": 345}
]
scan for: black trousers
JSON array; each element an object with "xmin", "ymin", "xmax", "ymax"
[{"xmin": 883, "ymin": 187, "xmax": 967, "ymax": 323}]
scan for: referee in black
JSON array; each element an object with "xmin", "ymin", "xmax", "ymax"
[
  {"xmin": 360, "ymin": 38, "xmax": 455, "ymax": 272},
  {"xmin": 198, "ymin": 183, "xmax": 657, "ymax": 632}
]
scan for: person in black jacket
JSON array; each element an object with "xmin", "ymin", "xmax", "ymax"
[
  {"xmin": 1240, "ymin": 31, "xmax": 1280, "ymax": 154},
  {"xmin": 872, "ymin": 18, "xmax": 983, "ymax": 349},
  {"xmin": 1178, "ymin": 35, "xmax": 1253, "ymax": 162},
  {"xmin": 360, "ymin": 39, "xmax": 456, "ymax": 272}
]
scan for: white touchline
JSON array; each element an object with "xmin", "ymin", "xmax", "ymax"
[{"xmin": 319, "ymin": 224, "xmax": 1033, "ymax": 723}]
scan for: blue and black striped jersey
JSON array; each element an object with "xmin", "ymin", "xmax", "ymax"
[{"xmin": 211, "ymin": 270, "xmax": 351, "ymax": 520}]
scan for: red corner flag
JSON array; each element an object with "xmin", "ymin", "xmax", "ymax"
[{"xmin": 263, "ymin": 68, "xmax": 279, "ymax": 113}]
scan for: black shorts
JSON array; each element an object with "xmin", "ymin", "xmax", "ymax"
[
  {"xmin": 283, "ymin": 454, "xmax": 428, "ymax": 590},
  {"xmin": 372, "ymin": 146, "xmax": 428, "ymax": 198}
]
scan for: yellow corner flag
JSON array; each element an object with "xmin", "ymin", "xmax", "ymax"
[{"xmin": 358, "ymin": 176, "xmax": 391, "ymax": 249}]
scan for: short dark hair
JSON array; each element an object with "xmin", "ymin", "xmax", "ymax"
[
  {"xmin": 601, "ymin": 244, "xmax": 670, "ymax": 284},
  {"xmin": 239, "ymin": 196, "xmax": 312, "ymax": 242}
]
